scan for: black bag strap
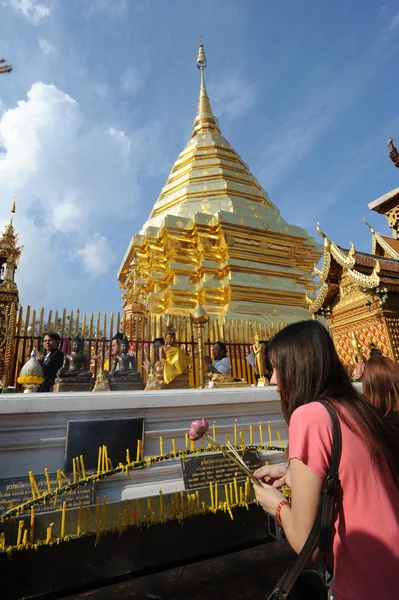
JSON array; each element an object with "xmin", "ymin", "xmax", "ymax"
[{"xmin": 268, "ymin": 401, "xmax": 342, "ymax": 600}]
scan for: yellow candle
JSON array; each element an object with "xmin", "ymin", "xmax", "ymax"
[
  {"xmin": 201, "ymin": 437, "xmax": 205, "ymax": 449},
  {"xmin": 185, "ymin": 432, "xmax": 189, "ymax": 449},
  {"xmin": 28, "ymin": 472, "xmax": 37, "ymax": 500},
  {"xmin": 172, "ymin": 439, "xmax": 176, "ymax": 456},
  {"xmin": 249, "ymin": 424, "xmax": 253, "ymax": 445},
  {"xmin": 80, "ymin": 455, "xmax": 86, "ymax": 479},
  {"xmin": 46, "ymin": 523, "xmax": 53, "ymax": 544},
  {"xmin": 159, "ymin": 436, "xmax": 164, "ymax": 456},
  {"xmin": 190, "ymin": 439, "xmax": 195, "ymax": 451},
  {"xmin": 29, "ymin": 507, "xmax": 35, "ymax": 544},
  {"xmin": 214, "ymin": 482, "xmax": 219, "ymax": 509},
  {"xmin": 22, "ymin": 529, "xmax": 28, "ymax": 546},
  {"xmin": 73, "ymin": 458, "xmax": 77, "ymax": 483},
  {"xmin": 77, "ymin": 502, "xmax": 82, "ymax": 535},
  {"xmin": 196, "ymin": 490, "xmax": 200, "ymax": 510},
  {"xmin": 240, "ymin": 431, "xmax": 245, "ymax": 446},
  {"xmin": 57, "ymin": 469, "xmax": 62, "ymax": 489},
  {"xmin": 17, "ymin": 520, "xmax": 24, "ymax": 546},
  {"xmin": 76, "ymin": 456, "xmax": 81, "ymax": 479},
  {"xmin": 136, "ymin": 439, "xmax": 141, "ymax": 462},
  {"xmin": 277, "ymin": 431, "xmax": 285, "ymax": 448},
  {"xmin": 212, "ymin": 422, "xmax": 216, "ymax": 441},
  {"xmin": 159, "ymin": 490, "xmax": 164, "ymax": 522},
  {"xmin": 234, "ymin": 421, "xmax": 237, "ymax": 445},
  {"xmin": 104, "ymin": 446, "xmax": 109, "ymax": 472},
  {"xmin": 234, "ymin": 478, "xmax": 239, "ymax": 504},
  {"xmin": 61, "ymin": 500, "xmax": 66, "ymax": 538},
  {"xmin": 45, "ymin": 468, "xmax": 51, "ymax": 493},
  {"xmin": 151, "ymin": 511, "xmax": 157, "ymax": 523},
  {"xmin": 229, "ymin": 482, "xmax": 234, "ymax": 505},
  {"xmin": 224, "ymin": 484, "xmax": 230, "ymax": 507},
  {"xmin": 97, "ymin": 447, "xmax": 102, "ymax": 474},
  {"xmin": 126, "ymin": 448, "xmax": 131, "ymax": 465},
  {"xmin": 86, "ymin": 508, "xmax": 90, "ymax": 533},
  {"xmin": 0, "ymin": 532, "xmax": 5, "ymax": 550},
  {"xmin": 209, "ymin": 482, "xmax": 214, "ymax": 509},
  {"xmin": 259, "ymin": 422, "xmax": 263, "ymax": 445},
  {"xmin": 268, "ymin": 422, "xmax": 273, "ymax": 446},
  {"xmin": 202, "ymin": 501, "xmax": 206, "ymax": 514},
  {"xmin": 239, "ymin": 487, "xmax": 244, "ymax": 505},
  {"xmin": 225, "ymin": 433, "xmax": 229, "ymax": 444}
]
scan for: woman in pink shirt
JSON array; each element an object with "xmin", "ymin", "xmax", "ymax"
[{"xmin": 254, "ymin": 320, "xmax": 399, "ymax": 600}]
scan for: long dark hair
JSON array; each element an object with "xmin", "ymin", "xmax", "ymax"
[
  {"xmin": 268, "ymin": 320, "xmax": 399, "ymax": 486},
  {"xmin": 362, "ymin": 355, "xmax": 399, "ymax": 417}
]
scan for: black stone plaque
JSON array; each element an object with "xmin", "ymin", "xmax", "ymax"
[
  {"xmin": 182, "ymin": 450, "xmax": 262, "ymax": 490},
  {"xmin": 0, "ymin": 473, "xmax": 94, "ymax": 515},
  {"xmin": 64, "ymin": 417, "xmax": 144, "ymax": 472}
]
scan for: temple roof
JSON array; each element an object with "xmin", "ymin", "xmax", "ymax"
[
  {"xmin": 368, "ymin": 186, "xmax": 399, "ymax": 214},
  {"xmin": 138, "ymin": 42, "xmax": 282, "ymax": 234}
]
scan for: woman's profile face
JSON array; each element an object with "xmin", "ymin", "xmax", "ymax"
[
  {"xmin": 270, "ymin": 368, "xmax": 279, "ymax": 391},
  {"xmin": 212, "ymin": 343, "xmax": 223, "ymax": 361}
]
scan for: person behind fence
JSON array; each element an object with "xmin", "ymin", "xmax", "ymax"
[
  {"xmin": 362, "ymin": 355, "xmax": 399, "ymax": 430},
  {"xmin": 204, "ymin": 341, "xmax": 231, "ymax": 375},
  {"xmin": 37, "ymin": 332, "xmax": 64, "ymax": 392},
  {"xmin": 252, "ymin": 320, "xmax": 399, "ymax": 600},
  {"xmin": 143, "ymin": 337, "xmax": 165, "ymax": 372}
]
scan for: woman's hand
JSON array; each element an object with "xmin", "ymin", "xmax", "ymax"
[
  {"xmin": 253, "ymin": 480, "xmax": 285, "ymax": 516},
  {"xmin": 253, "ymin": 464, "xmax": 290, "ymax": 488},
  {"xmin": 204, "ymin": 355, "xmax": 212, "ymax": 369}
]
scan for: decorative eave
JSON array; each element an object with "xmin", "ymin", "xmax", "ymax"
[
  {"xmin": 305, "ymin": 223, "xmax": 380, "ymax": 315},
  {"xmin": 388, "ymin": 138, "xmax": 399, "ymax": 169},
  {"xmin": 364, "ymin": 219, "xmax": 399, "ymax": 260}
]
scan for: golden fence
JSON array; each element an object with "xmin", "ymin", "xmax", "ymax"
[{"xmin": 6, "ymin": 306, "xmax": 286, "ymax": 390}]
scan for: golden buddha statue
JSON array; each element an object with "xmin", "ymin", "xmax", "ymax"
[
  {"xmin": 158, "ymin": 323, "xmax": 190, "ymax": 388},
  {"xmin": 252, "ymin": 333, "xmax": 269, "ymax": 387}
]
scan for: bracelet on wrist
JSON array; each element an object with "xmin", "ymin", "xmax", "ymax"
[{"xmin": 276, "ymin": 499, "xmax": 291, "ymax": 527}]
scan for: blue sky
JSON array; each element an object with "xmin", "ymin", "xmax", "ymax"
[{"xmin": 1, "ymin": 0, "xmax": 399, "ymax": 313}]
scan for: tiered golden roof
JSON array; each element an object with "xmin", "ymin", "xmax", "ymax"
[{"xmin": 118, "ymin": 43, "xmax": 321, "ymax": 322}]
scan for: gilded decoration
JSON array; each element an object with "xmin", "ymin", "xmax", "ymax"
[
  {"xmin": 0, "ymin": 203, "xmax": 22, "ymax": 387},
  {"xmin": 118, "ymin": 43, "xmax": 321, "ymax": 323}
]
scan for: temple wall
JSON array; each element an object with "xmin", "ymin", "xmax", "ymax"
[{"xmin": 0, "ymin": 386, "xmax": 291, "ymax": 501}]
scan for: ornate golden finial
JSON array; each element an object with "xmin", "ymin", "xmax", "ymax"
[
  {"xmin": 372, "ymin": 259, "xmax": 380, "ymax": 278},
  {"xmin": 348, "ymin": 242, "xmax": 356, "ymax": 259},
  {"xmin": 363, "ymin": 219, "xmax": 375, "ymax": 235},
  {"xmin": 316, "ymin": 223, "xmax": 330, "ymax": 248},
  {"xmin": 192, "ymin": 39, "xmax": 220, "ymax": 137},
  {"xmin": 11, "ymin": 198, "xmax": 16, "ymax": 214}
]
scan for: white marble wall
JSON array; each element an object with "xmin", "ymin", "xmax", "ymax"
[{"xmin": 0, "ymin": 386, "xmax": 287, "ymax": 501}]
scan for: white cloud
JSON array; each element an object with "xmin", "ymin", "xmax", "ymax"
[
  {"xmin": 0, "ymin": 81, "xmax": 149, "ymax": 308},
  {"xmin": 209, "ymin": 73, "xmax": 256, "ymax": 120},
  {"xmin": 82, "ymin": 0, "xmax": 129, "ymax": 20},
  {"xmin": 120, "ymin": 67, "xmax": 142, "ymax": 95},
  {"xmin": 5, "ymin": 0, "xmax": 50, "ymax": 25},
  {"xmin": 257, "ymin": 10, "xmax": 399, "ymax": 190},
  {"xmin": 38, "ymin": 37, "xmax": 54, "ymax": 55},
  {"xmin": 76, "ymin": 234, "xmax": 116, "ymax": 277}
]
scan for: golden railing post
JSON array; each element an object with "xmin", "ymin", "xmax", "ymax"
[
  {"xmin": 191, "ymin": 302, "xmax": 209, "ymax": 388},
  {"xmin": 2, "ymin": 301, "xmax": 17, "ymax": 388}
]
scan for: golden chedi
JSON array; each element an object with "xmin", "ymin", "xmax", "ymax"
[{"xmin": 118, "ymin": 43, "xmax": 320, "ymax": 323}]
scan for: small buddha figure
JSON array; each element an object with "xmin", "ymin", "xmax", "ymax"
[
  {"xmin": 158, "ymin": 324, "xmax": 190, "ymax": 387},
  {"xmin": 111, "ymin": 334, "xmax": 138, "ymax": 375},
  {"xmin": 56, "ymin": 336, "xmax": 92, "ymax": 380},
  {"xmin": 252, "ymin": 334, "xmax": 269, "ymax": 386},
  {"xmin": 109, "ymin": 333, "xmax": 143, "ymax": 390},
  {"xmin": 350, "ymin": 332, "xmax": 364, "ymax": 364}
]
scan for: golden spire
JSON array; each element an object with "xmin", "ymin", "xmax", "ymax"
[{"xmin": 192, "ymin": 39, "xmax": 220, "ymax": 137}]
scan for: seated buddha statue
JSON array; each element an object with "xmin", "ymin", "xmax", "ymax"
[
  {"xmin": 158, "ymin": 324, "xmax": 190, "ymax": 388},
  {"xmin": 56, "ymin": 336, "xmax": 92, "ymax": 381},
  {"xmin": 109, "ymin": 333, "xmax": 143, "ymax": 390}
]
